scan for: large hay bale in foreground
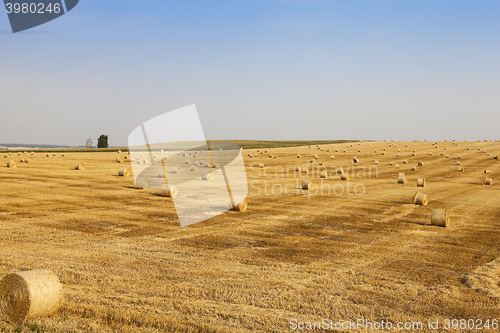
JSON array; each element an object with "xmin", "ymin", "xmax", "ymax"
[
  {"xmin": 412, "ymin": 192, "xmax": 429, "ymax": 206},
  {"xmin": 118, "ymin": 168, "xmax": 130, "ymax": 177},
  {"xmin": 431, "ymin": 209, "xmax": 450, "ymax": 227},
  {"xmin": 417, "ymin": 178, "xmax": 425, "ymax": 187},
  {"xmin": 7, "ymin": 161, "xmax": 16, "ymax": 168},
  {"xmin": 74, "ymin": 163, "xmax": 84, "ymax": 170},
  {"xmin": 0, "ymin": 270, "xmax": 62, "ymax": 323},
  {"xmin": 484, "ymin": 178, "xmax": 493, "ymax": 186}
]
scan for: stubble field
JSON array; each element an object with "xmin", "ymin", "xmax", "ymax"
[{"xmin": 0, "ymin": 140, "xmax": 499, "ymax": 332}]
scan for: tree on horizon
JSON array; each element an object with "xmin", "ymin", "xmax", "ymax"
[{"xmin": 97, "ymin": 135, "xmax": 109, "ymax": 148}]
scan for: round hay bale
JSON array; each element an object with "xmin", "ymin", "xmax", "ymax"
[
  {"xmin": 417, "ymin": 161, "xmax": 424, "ymax": 167},
  {"xmin": 123, "ymin": 156, "xmax": 129, "ymax": 161},
  {"xmin": 273, "ymin": 155, "xmax": 278, "ymax": 158},
  {"xmin": 23, "ymin": 158, "xmax": 30, "ymax": 163},
  {"xmin": 162, "ymin": 185, "xmax": 178, "ymax": 198},
  {"xmin": 327, "ymin": 149, "xmax": 330, "ymax": 152},
  {"xmin": 190, "ymin": 165, "xmax": 197, "ymax": 171},
  {"xmin": 158, "ymin": 170, "xmax": 167, "ymax": 178},
  {"xmin": 310, "ymin": 159, "xmax": 314, "ymax": 164},
  {"xmin": 134, "ymin": 177, "xmax": 149, "ymax": 189},
  {"xmin": 411, "ymin": 166, "xmax": 417, "ymax": 171},
  {"xmin": 374, "ymin": 150, "xmax": 377, "ymax": 153},
  {"xmin": 395, "ymin": 164, "xmax": 400, "ymax": 169},
  {"xmin": 431, "ymin": 209, "xmax": 449, "ymax": 227},
  {"xmin": 314, "ymin": 155, "xmax": 319, "ymax": 159},
  {"xmin": 457, "ymin": 156, "xmax": 462, "ymax": 159},
  {"xmin": 467, "ymin": 147, "xmax": 470, "ymax": 150},
  {"xmin": 118, "ymin": 168, "xmax": 130, "ymax": 177},
  {"xmin": 171, "ymin": 167, "xmax": 180, "ymax": 174},
  {"xmin": 118, "ymin": 150, "xmax": 122, "ymax": 154},
  {"xmin": 52, "ymin": 153, "xmax": 56, "ymax": 157},
  {"xmin": 402, "ymin": 160, "xmax": 407, "ymax": 164},
  {"xmin": 19, "ymin": 159, "xmax": 24, "ymax": 163},
  {"xmin": 417, "ymin": 178, "xmax": 425, "ymax": 187},
  {"xmin": 456, "ymin": 161, "xmax": 461, "ymax": 165},
  {"xmin": 302, "ymin": 180, "xmax": 315, "ymax": 190},
  {"xmin": 116, "ymin": 158, "xmax": 123, "ymax": 163},
  {"xmin": 458, "ymin": 167, "xmax": 464, "ymax": 172},
  {"xmin": 412, "ymin": 153, "xmax": 416, "ymax": 156},
  {"xmin": 300, "ymin": 167, "xmax": 309, "ymax": 175},
  {"xmin": 46, "ymin": 154, "xmax": 50, "ymax": 157},
  {"xmin": 397, "ymin": 176, "xmax": 407, "ymax": 184},
  {"xmin": 7, "ymin": 161, "xmax": 17, "ymax": 168},
  {"xmin": 136, "ymin": 158, "xmax": 142, "ymax": 165},
  {"xmin": 343, "ymin": 150, "xmax": 346, "ymax": 153},
  {"xmin": 184, "ymin": 159, "xmax": 190, "ymax": 164},
  {"xmin": 487, "ymin": 152, "xmax": 490, "ymax": 156},
  {"xmin": 484, "ymin": 178, "xmax": 493, "ymax": 185},
  {"xmin": 389, "ymin": 161, "xmax": 394, "ymax": 165},
  {"xmin": 412, "ymin": 192, "xmax": 429, "ymax": 206},
  {"xmin": 0, "ymin": 270, "xmax": 62, "ymax": 323},
  {"xmin": 202, "ymin": 173, "xmax": 213, "ymax": 181},
  {"xmin": 382, "ymin": 152, "xmax": 386, "ymax": 155},
  {"xmin": 396, "ymin": 153, "xmax": 400, "ymax": 157},
  {"xmin": 319, "ymin": 170, "xmax": 327, "ymax": 178},
  {"xmin": 330, "ymin": 156, "xmax": 335, "ymax": 159},
  {"xmin": 445, "ymin": 154, "xmax": 449, "ymax": 158},
  {"xmin": 74, "ymin": 163, "xmax": 84, "ymax": 170},
  {"xmin": 335, "ymin": 149, "xmax": 338, "ymax": 153},
  {"xmin": 353, "ymin": 158, "xmax": 359, "ymax": 163},
  {"xmin": 231, "ymin": 197, "xmax": 248, "ymax": 212},
  {"xmin": 358, "ymin": 149, "xmax": 361, "ymax": 152},
  {"xmin": 397, "ymin": 149, "xmax": 401, "ymax": 152},
  {"xmin": 340, "ymin": 173, "xmax": 349, "ymax": 180},
  {"xmin": 269, "ymin": 155, "xmax": 273, "ymax": 158},
  {"xmin": 374, "ymin": 160, "xmax": 379, "ymax": 165},
  {"xmin": 484, "ymin": 170, "xmax": 490, "ymax": 174},
  {"xmin": 297, "ymin": 155, "xmax": 301, "ymax": 158},
  {"xmin": 429, "ymin": 152, "xmax": 433, "ymax": 155}
]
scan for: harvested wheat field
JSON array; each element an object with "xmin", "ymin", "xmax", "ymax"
[{"xmin": 0, "ymin": 140, "xmax": 499, "ymax": 332}]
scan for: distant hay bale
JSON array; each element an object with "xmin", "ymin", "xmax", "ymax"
[
  {"xmin": 248, "ymin": 154, "xmax": 253, "ymax": 158},
  {"xmin": 269, "ymin": 155, "xmax": 273, "ymax": 158},
  {"xmin": 396, "ymin": 153, "xmax": 400, "ymax": 157},
  {"xmin": 190, "ymin": 165, "xmax": 197, "ymax": 171},
  {"xmin": 183, "ymin": 153, "xmax": 188, "ymax": 157},
  {"xmin": 417, "ymin": 161, "xmax": 424, "ymax": 167},
  {"xmin": 319, "ymin": 161, "xmax": 324, "ymax": 166},
  {"xmin": 411, "ymin": 166, "xmax": 417, "ymax": 171},
  {"xmin": 389, "ymin": 161, "xmax": 394, "ymax": 165},
  {"xmin": 314, "ymin": 155, "xmax": 319, "ymax": 159},
  {"xmin": 431, "ymin": 209, "xmax": 449, "ymax": 227},
  {"xmin": 52, "ymin": 153, "xmax": 56, "ymax": 157},
  {"xmin": 7, "ymin": 161, "xmax": 17, "ymax": 168},
  {"xmin": 118, "ymin": 168, "xmax": 130, "ymax": 177},
  {"xmin": 184, "ymin": 159, "xmax": 190, "ymax": 164},
  {"xmin": 162, "ymin": 185, "xmax": 178, "ymax": 198},
  {"xmin": 395, "ymin": 164, "xmax": 400, "ymax": 169},
  {"xmin": 484, "ymin": 178, "xmax": 493, "ymax": 186},
  {"xmin": 457, "ymin": 156, "xmax": 462, "ymax": 159},
  {"xmin": 335, "ymin": 149, "xmax": 338, "ymax": 153},
  {"xmin": 158, "ymin": 170, "xmax": 167, "ymax": 178},
  {"xmin": 326, "ymin": 149, "xmax": 330, "ymax": 152},
  {"xmin": 136, "ymin": 158, "xmax": 142, "ymax": 165},
  {"xmin": 484, "ymin": 170, "xmax": 490, "ymax": 174},
  {"xmin": 417, "ymin": 178, "xmax": 425, "ymax": 187},
  {"xmin": 134, "ymin": 177, "xmax": 149, "ymax": 189},
  {"xmin": 343, "ymin": 150, "xmax": 346, "ymax": 153},
  {"xmin": 308, "ymin": 146, "xmax": 311, "ymax": 148},
  {"xmin": 273, "ymin": 155, "xmax": 278, "ymax": 158},
  {"xmin": 123, "ymin": 156, "xmax": 129, "ymax": 160},
  {"xmin": 202, "ymin": 173, "xmax": 213, "ymax": 181},
  {"xmin": 397, "ymin": 175, "xmax": 406, "ymax": 184},
  {"xmin": 231, "ymin": 197, "xmax": 248, "ymax": 212},
  {"xmin": 171, "ymin": 167, "xmax": 180, "ymax": 174},
  {"xmin": 374, "ymin": 150, "xmax": 377, "ymax": 153},
  {"xmin": 74, "ymin": 163, "xmax": 84, "ymax": 170},
  {"xmin": 23, "ymin": 158, "xmax": 30, "ymax": 163},
  {"xmin": 340, "ymin": 173, "xmax": 349, "ymax": 180},
  {"xmin": 320, "ymin": 170, "xmax": 327, "ymax": 178},
  {"xmin": 300, "ymin": 167, "xmax": 309, "ymax": 175},
  {"xmin": 446, "ymin": 154, "xmax": 449, "ymax": 158},
  {"xmin": 0, "ymin": 270, "xmax": 62, "ymax": 323},
  {"xmin": 397, "ymin": 149, "xmax": 401, "ymax": 152},
  {"xmin": 467, "ymin": 147, "xmax": 470, "ymax": 150},
  {"xmin": 412, "ymin": 153, "xmax": 416, "ymax": 156},
  {"xmin": 382, "ymin": 152, "xmax": 386, "ymax": 155},
  {"xmin": 358, "ymin": 149, "xmax": 361, "ymax": 152},
  {"xmin": 46, "ymin": 154, "xmax": 50, "ymax": 157},
  {"xmin": 118, "ymin": 150, "xmax": 122, "ymax": 154},
  {"xmin": 402, "ymin": 159, "xmax": 407, "ymax": 164},
  {"xmin": 330, "ymin": 155, "xmax": 335, "ymax": 159},
  {"xmin": 374, "ymin": 160, "xmax": 379, "ymax": 165},
  {"xmin": 297, "ymin": 155, "xmax": 301, "ymax": 158},
  {"xmin": 412, "ymin": 192, "xmax": 429, "ymax": 206},
  {"xmin": 302, "ymin": 181, "xmax": 315, "ymax": 190},
  {"xmin": 310, "ymin": 159, "xmax": 314, "ymax": 164},
  {"xmin": 456, "ymin": 161, "xmax": 461, "ymax": 165},
  {"xmin": 458, "ymin": 167, "xmax": 464, "ymax": 172},
  {"xmin": 429, "ymin": 152, "xmax": 432, "ymax": 155},
  {"xmin": 116, "ymin": 158, "xmax": 123, "ymax": 163},
  {"xmin": 487, "ymin": 152, "xmax": 490, "ymax": 156},
  {"xmin": 353, "ymin": 157, "xmax": 359, "ymax": 163}
]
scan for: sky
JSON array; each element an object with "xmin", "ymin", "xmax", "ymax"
[{"xmin": 1, "ymin": 0, "xmax": 500, "ymax": 146}]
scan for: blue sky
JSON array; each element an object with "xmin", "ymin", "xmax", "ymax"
[{"xmin": 1, "ymin": 0, "xmax": 500, "ymax": 146}]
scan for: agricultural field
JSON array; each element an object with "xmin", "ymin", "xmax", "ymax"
[{"xmin": 0, "ymin": 140, "xmax": 499, "ymax": 332}]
